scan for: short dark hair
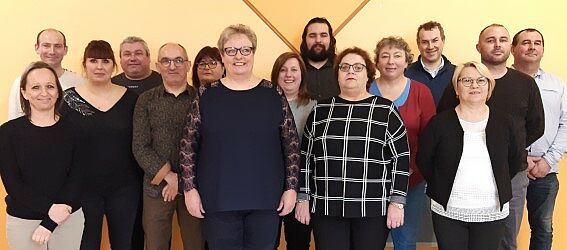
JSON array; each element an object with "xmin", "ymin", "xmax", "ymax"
[
  {"xmin": 19, "ymin": 61, "xmax": 64, "ymax": 118},
  {"xmin": 334, "ymin": 47, "xmax": 376, "ymax": 89},
  {"xmin": 417, "ymin": 21, "xmax": 445, "ymax": 42},
  {"xmin": 191, "ymin": 46, "xmax": 223, "ymax": 89},
  {"xmin": 512, "ymin": 28, "xmax": 545, "ymax": 47},
  {"xmin": 300, "ymin": 17, "xmax": 336, "ymax": 59},
  {"xmin": 82, "ymin": 40, "xmax": 117, "ymax": 71},
  {"xmin": 36, "ymin": 28, "xmax": 67, "ymax": 47},
  {"xmin": 479, "ymin": 24, "xmax": 507, "ymax": 40},
  {"xmin": 270, "ymin": 52, "xmax": 311, "ymax": 106}
]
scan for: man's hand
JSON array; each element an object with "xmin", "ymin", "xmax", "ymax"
[
  {"xmin": 528, "ymin": 157, "xmax": 551, "ymax": 180},
  {"xmin": 527, "ymin": 156, "xmax": 539, "ymax": 172},
  {"xmin": 162, "ymin": 171, "xmax": 178, "ymax": 202}
]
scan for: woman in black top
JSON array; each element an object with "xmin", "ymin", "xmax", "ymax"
[
  {"xmin": 295, "ymin": 47, "xmax": 410, "ymax": 250},
  {"xmin": 417, "ymin": 61, "xmax": 522, "ymax": 250},
  {"xmin": 0, "ymin": 61, "xmax": 83, "ymax": 249},
  {"xmin": 62, "ymin": 40, "xmax": 142, "ymax": 250}
]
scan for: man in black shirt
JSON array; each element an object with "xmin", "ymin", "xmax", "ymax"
[
  {"xmin": 300, "ymin": 17, "xmax": 340, "ymax": 101},
  {"xmin": 112, "ymin": 36, "xmax": 162, "ymax": 94},
  {"xmin": 438, "ymin": 24, "xmax": 544, "ymax": 250}
]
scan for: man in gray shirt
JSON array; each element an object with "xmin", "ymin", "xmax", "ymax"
[{"xmin": 512, "ymin": 28, "xmax": 566, "ymax": 250}]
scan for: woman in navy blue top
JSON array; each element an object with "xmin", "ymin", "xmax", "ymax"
[{"xmin": 180, "ymin": 24, "xmax": 300, "ymax": 250}]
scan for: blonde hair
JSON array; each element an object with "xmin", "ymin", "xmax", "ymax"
[
  {"xmin": 217, "ymin": 24, "xmax": 257, "ymax": 53},
  {"xmin": 452, "ymin": 61, "xmax": 496, "ymax": 100}
]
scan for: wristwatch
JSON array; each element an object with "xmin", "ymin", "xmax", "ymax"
[{"xmin": 390, "ymin": 202, "xmax": 404, "ymax": 210}]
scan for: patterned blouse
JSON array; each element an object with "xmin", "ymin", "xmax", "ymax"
[{"xmin": 299, "ymin": 95, "xmax": 410, "ymax": 218}]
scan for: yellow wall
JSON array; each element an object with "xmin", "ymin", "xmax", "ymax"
[{"xmin": 0, "ymin": 0, "xmax": 566, "ymax": 249}]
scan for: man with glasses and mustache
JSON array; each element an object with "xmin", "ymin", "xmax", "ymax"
[
  {"xmin": 132, "ymin": 43, "xmax": 203, "ymax": 250},
  {"xmin": 113, "ymin": 36, "xmax": 162, "ymax": 95},
  {"xmin": 300, "ymin": 17, "xmax": 340, "ymax": 101},
  {"xmin": 438, "ymin": 24, "xmax": 545, "ymax": 250},
  {"xmin": 7, "ymin": 28, "xmax": 84, "ymax": 120}
]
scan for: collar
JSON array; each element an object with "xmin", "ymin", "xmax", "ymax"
[
  {"xmin": 534, "ymin": 68, "xmax": 544, "ymax": 79},
  {"xmin": 511, "ymin": 64, "xmax": 544, "ymax": 79},
  {"xmin": 420, "ymin": 56, "xmax": 444, "ymax": 78},
  {"xmin": 160, "ymin": 84, "xmax": 192, "ymax": 97}
]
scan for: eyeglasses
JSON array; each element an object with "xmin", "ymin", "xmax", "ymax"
[
  {"xmin": 458, "ymin": 77, "xmax": 489, "ymax": 87},
  {"xmin": 197, "ymin": 61, "xmax": 219, "ymax": 70},
  {"xmin": 338, "ymin": 63, "xmax": 366, "ymax": 72},
  {"xmin": 224, "ymin": 46, "xmax": 254, "ymax": 56},
  {"xmin": 159, "ymin": 57, "xmax": 188, "ymax": 67}
]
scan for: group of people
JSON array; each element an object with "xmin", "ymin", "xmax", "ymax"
[{"xmin": 0, "ymin": 17, "xmax": 563, "ymax": 250}]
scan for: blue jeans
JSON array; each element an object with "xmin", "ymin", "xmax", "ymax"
[
  {"xmin": 391, "ymin": 181, "xmax": 427, "ymax": 250},
  {"xmin": 527, "ymin": 173, "xmax": 559, "ymax": 250}
]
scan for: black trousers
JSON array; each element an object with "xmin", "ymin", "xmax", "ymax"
[
  {"xmin": 80, "ymin": 184, "xmax": 142, "ymax": 250},
  {"xmin": 131, "ymin": 183, "xmax": 144, "ymax": 250},
  {"xmin": 203, "ymin": 209, "xmax": 279, "ymax": 250},
  {"xmin": 275, "ymin": 208, "xmax": 312, "ymax": 250},
  {"xmin": 432, "ymin": 212, "xmax": 505, "ymax": 250},
  {"xmin": 311, "ymin": 214, "xmax": 389, "ymax": 250}
]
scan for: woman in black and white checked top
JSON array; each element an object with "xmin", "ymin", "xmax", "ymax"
[{"xmin": 295, "ymin": 47, "xmax": 410, "ymax": 250}]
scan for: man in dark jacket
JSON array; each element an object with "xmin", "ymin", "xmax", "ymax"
[{"xmin": 405, "ymin": 21, "xmax": 455, "ymax": 105}]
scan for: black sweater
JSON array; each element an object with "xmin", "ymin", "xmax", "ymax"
[
  {"xmin": 416, "ymin": 109, "xmax": 523, "ymax": 210},
  {"xmin": 437, "ymin": 68, "xmax": 545, "ymax": 171},
  {"xmin": 62, "ymin": 88, "xmax": 141, "ymax": 195},
  {"xmin": 0, "ymin": 116, "xmax": 81, "ymax": 231}
]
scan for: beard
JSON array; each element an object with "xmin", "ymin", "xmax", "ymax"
[
  {"xmin": 305, "ymin": 43, "xmax": 335, "ymax": 62},
  {"xmin": 481, "ymin": 52, "xmax": 510, "ymax": 66}
]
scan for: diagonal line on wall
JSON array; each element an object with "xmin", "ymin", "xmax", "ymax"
[{"xmin": 243, "ymin": 0, "xmax": 370, "ymax": 53}]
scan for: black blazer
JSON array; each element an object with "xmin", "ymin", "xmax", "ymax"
[{"xmin": 416, "ymin": 108, "xmax": 523, "ymax": 210}]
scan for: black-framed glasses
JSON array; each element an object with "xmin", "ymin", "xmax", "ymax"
[
  {"xmin": 159, "ymin": 57, "xmax": 188, "ymax": 67},
  {"xmin": 224, "ymin": 46, "xmax": 254, "ymax": 56},
  {"xmin": 197, "ymin": 61, "xmax": 219, "ymax": 70},
  {"xmin": 458, "ymin": 77, "xmax": 489, "ymax": 87},
  {"xmin": 338, "ymin": 63, "xmax": 366, "ymax": 72}
]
